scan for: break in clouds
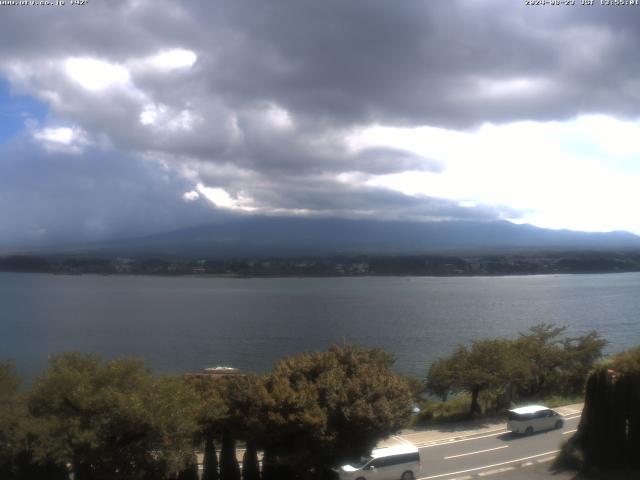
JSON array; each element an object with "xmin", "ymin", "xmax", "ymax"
[{"xmin": 2, "ymin": 0, "xmax": 640, "ymax": 247}]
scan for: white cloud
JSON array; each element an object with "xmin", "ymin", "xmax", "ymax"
[
  {"xmin": 33, "ymin": 126, "xmax": 89, "ymax": 153},
  {"xmin": 139, "ymin": 105, "xmax": 159, "ymax": 126},
  {"xmin": 139, "ymin": 103, "xmax": 199, "ymax": 131},
  {"xmin": 147, "ymin": 49, "xmax": 197, "ymax": 70},
  {"xmin": 349, "ymin": 115, "xmax": 640, "ymax": 234},
  {"xmin": 65, "ymin": 58, "xmax": 131, "ymax": 91},
  {"xmin": 34, "ymin": 127, "xmax": 75, "ymax": 145},
  {"xmin": 195, "ymin": 184, "xmax": 256, "ymax": 211},
  {"xmin": 265, "ymin": 103, "xmax": 293, "ymax": 129},
  {"xmin": 182, "ymin": 190, "xmax": 200, "ymax": 202},
  {"xmin": 474, "ymin": 76, "xmax": 551, "ymax": 99}
]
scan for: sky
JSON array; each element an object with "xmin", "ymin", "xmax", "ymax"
[{"xmin": 1, "ymin": 0, "xmax": 640, "ymax": 248}]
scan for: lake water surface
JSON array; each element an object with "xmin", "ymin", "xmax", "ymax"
[{"xmin": 1, "ymin": 272, "xmax": 639, "ymax": 379}]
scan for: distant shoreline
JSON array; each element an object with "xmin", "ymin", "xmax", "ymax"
[
  {"xmin": 2, "ymin": 269, "xmax": 640, "ymax": 280},
  {"xmin": 3, "ymin": 250, "xmax": 640, "ymax": 278}
]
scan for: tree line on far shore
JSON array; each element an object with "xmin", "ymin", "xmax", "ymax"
[{"xmin": 0, "ymin": 324, "xmax": 631, "ymax": 480}]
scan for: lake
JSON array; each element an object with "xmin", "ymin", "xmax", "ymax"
[{"xmin": 1, "ymin": 272, "xmax": 639, "ymax": 379}]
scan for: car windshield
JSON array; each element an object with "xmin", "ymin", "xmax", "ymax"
[{"xmin": 350, "ymin": 456, "xmax": 373, "ymax": 469}]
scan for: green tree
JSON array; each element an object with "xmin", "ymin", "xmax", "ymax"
[
  {"xmin": 219, "ymin": 428, "xmax": 241, "ymax": 480},
  {"xmin": 574, "ymin": 345, "xmax": 640, "ymax": 469},
  {"xmin": 0, "ymin": 363, "xmax": 69, "ymax": 480},
  {"xmin": 28, "ymin": 353, "xmax": 200, "ymax": 480},
  {"xmin": 425, "ymin": 356, "xmax": 457, "ymax": 401},
  {"xmin": 241, "ymin": 442, "xmax": 260, "ymax": 480},
  {"xmin": 516, "ymin": 324, "xmax": 606, "ymax": 397},
  {"xmin": 260, "ymin": 345, "xmax": 413, "ymax": 479},
  {"xmin": 428, "ymin": 324, "xmax": 607, "ymax": 416},
  {"xmin": 560, "ymin": 331, "xmax": 608, "ymax": 395},
  {"xmin": 0, "ymin": 362, "xmax": 26, "ymax": 478},
  {"xmin": 515, "ymin": 323, "xmax": 566, "ymax": 396},
  {"xmin": 213, "ymin": 374, "xmax": 269, "ymax": 480},
  {"xmin": 202, "ymin": 434, "xmax": 219, "ymax": 480},
  {"xmin": 427, "ymin": 340, "xmax": 527, "ymax": 415},
  {"xmin": 0, "ymin": 363, "xmax": 21, "ymax": 445},
  {"xmin": 187, "ymin": 375, "xmax": 228, "ymax": 480},
  {"xmin": 175, "ymin": 455, "xmax": 199, "ymax": 480}
]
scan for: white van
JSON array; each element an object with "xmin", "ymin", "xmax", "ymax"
[
  {"xmin": 507, "ymin": 405, "xmax": 564, "ymax": 435},
  {"xmin": 336, "ymin": 444, "xmax": 421, "ymax": 480}
]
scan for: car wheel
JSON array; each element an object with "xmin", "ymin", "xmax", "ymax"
[
  {"xmin": 555, "ymin": 420, "xmax": 563, "ymax": 429},
  {"xmin": 401, "ymin": 471, "xmax": 414, "ymax": 480},
  {"xmin": 525, "ymin": 426, "xmax": 534, "ymax": 435}
]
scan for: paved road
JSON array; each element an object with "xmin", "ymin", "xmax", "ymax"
[{"xmin": 389, "ymin": 407, "xmax": 582, "ymax": 480}]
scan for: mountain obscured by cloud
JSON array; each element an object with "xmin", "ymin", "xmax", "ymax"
[
  {"xmin": 62, "ymin": 217, "xmax": 640, "ymax": 259},
  {"xmin": 2, "ymin": 1, "xmax": 640, "ymax": 248}
]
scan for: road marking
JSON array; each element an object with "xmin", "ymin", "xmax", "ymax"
[
  {"xmin": 416, "ymin": 450, "xmax": 559, "ymax": 480},
  {"xmin": 477, "ymin": 466, "xmax": 515, "ymax": 476},
  {"xmin": 402, "ymin": 427, "xmax": 504, "ymax": 438},
  {"xmin": 416, "ymin": 430, "xmax": 507, "ymax": 448},
  {"xmin": 562, "ymin": 429, "xmax": 577, "ymax": 435},
  {"xmin": 411, "ymin": 415, "xmax": 581, "ymax": 449},
  {"xmin": 444, "ymin": 445, "xmax": 509, "ymax": 460},
  {"xmin": 536, "ymin": 456, "xmax": 556, "ymax": 463}
]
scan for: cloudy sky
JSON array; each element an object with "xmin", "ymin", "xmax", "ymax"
[{"xmin": 1, "ymin": 0, "xmax": 640, "ymax": 248}]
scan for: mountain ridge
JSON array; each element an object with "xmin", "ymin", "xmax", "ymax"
[{"xmin": 33, "ymin": 216, "xmax": 640, "ymax": 259}]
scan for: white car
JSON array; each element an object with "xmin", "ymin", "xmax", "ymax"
[
  {"xmin": 507, "ymin": 405, "xmax": 564, "ymax": 435},
  {"xmin": 336, "ymin": 444, "xmax": 421, "ymax": 480}
]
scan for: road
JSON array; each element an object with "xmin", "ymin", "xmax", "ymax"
[{"xmin": 395, "ymin": 411, "xmax": 581, "ymax": 480}]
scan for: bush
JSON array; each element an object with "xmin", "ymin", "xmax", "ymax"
[{"xmin": 413, "ymin": 394, "xmax": 473, "ymax": 425}]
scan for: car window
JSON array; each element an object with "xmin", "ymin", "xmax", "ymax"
[
  {"xmin": 369, "ymin": 453, "xmax": 418, "ymax": 468},
  {"xmin": 351, "ymin": 456, "xmax": 372, "ymax": 469}
]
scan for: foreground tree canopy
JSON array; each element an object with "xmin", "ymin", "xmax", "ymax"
[
  {"xmin": 27, "ymin": 353, "xmax": 200, "ymax": 480},
  {"xmin": 1, "ymin": 332, "xmax": 623, "ymax": 479},
  {"xmin": 0, "ymin": 346, "xmax": 414, "ymax": 480},
  {"xmin": 426, "ymin": 323, "xmax": 607, "ymax": 414},
  {"xmin": 260, "ymin": 345, "xmax": 413, "ymax": 475},
  {"xmin": 573, "ymin": 345, "xmax": 640, "ymax": 470}
]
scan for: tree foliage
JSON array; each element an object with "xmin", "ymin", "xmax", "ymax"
[
  {"xmin": 260, "ymin": 345, "xmax": 413, "ymax": 477},
  {"xmin": 187, "ymin": 374, "xmax": 228, "ymax": 480},
  {"xmin": 427, "ymin": 340, "xmax": 527, "ymax": 415},
  {"xmin": 241, "ymin": 441, "xmax": 260, "ymax": 480},
  {"xmin": 0, "ymin": 362, "xmax": 26, "ymax": 478},
  {"xmin": 574, "ymin": 345, "xmax": 640, "ymax": 469},
  {"xmin": 219, "ymin": 428, "xmax": 241, "ymax": 480},
  {"xmin": 28, "ymin": 353, "xmax": 200, "ymax": 480},
  {"xmin": 426, "ymin": 324, "xmax": 607, "ymax": 414}
]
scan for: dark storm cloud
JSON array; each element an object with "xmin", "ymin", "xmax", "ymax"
[
  {"xmin": 254, "ymin": 179, "xmax": 517, "ymax": 222},
  {"xmin": 0, "ymin": 138, "xmax": 218, "ymax": 248},
  {"xmin": 1, "ymin": 0, "xmax": 638, "ymax": 244},
  {"xmin": 186, "ymin": 0, "xmax": 640, "ymax": 127}
]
